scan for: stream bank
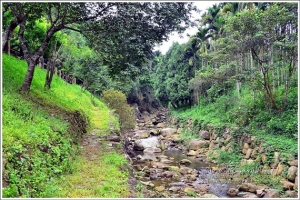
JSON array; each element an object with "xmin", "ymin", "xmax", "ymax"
[{"xmin": 122, "ymin": 108, "xmax": 298, "ymax": 198}]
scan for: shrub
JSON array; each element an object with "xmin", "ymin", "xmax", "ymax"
[{"xmin": 101, "ymin": 89, "xmax": 135, "ymax": 131}]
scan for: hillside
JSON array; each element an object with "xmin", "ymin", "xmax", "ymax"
[{"xmin": 2, "ymin": 54, "xmax": 131, "ymax": 197}]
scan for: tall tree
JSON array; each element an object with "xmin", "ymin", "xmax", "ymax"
[{"xmin": 5, "ymin": 2, "xmax": 196, "ymax": 92}]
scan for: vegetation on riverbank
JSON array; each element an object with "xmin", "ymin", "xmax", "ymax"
[{"xmin": 2, "ymin": 55, "xmax": 129, "ymax": 197}]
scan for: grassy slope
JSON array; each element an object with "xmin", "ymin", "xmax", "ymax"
[
  {"xmin": 2, "ymin": 54, "xmax": 129, "ymax": 197},
  {"xmin": 172, "ymin": 88, "xmax": 298, "ymax": 163}
]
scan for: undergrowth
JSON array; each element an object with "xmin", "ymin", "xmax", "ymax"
[{"xmin": 2, "ymin": 54, "xmax": 121, "ymax": 197}]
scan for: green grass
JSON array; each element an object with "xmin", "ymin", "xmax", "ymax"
[
  {"xmin": 2, "ymin": 54, "xmax": 119, "ymax": 133},
  {"xmin": 50, "ymin": 152, "xmax": 130, "ymax": 198},
  {"xmin": 2, "ymin": 54, "xmax": 126, "ymax": 197}
]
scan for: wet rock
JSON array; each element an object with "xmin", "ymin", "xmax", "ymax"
[
  {"xmin": 239, "ymin": 183, "xmax": 257, "ymax": 193},
  {"xmin": 160, "ymin": 128, "xmax": 177, "ymax": 137},
  {"xmin": 143, "ymin": 147, "xmax": 162, "ymax": 154},
  {"xmin": 134, "ymin": 137, "xmax": 159, "ymax": 151},
  {"xmin": 227, "ymin": 188, "xmax": 238, "ymax": 197},
  {"xmin": 189, "ymin": 139, "xmax": 209, "ymax": 150},
  {"xmin": 287, "ymin": 166, "xmax": 298, "ymax": 182},
  {"xmin": 263, "ymin": 189, "xmax": 280, "ymax": 198},
  {"xmin": 199, "ymin": 130, "xmax": 210, "ymax": 140},
  {"xmin": 180, "ymin": 159, "xmax": 192, "ymax": 165}
]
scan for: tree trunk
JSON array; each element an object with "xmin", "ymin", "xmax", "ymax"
[
  {"xmin": 44, "ymin": 58, "xmax": 56, "ymax": 89},
  {"xmin": 2, "ymin": 19, "xmax": 18, "ymax": 52},
  {"xmin": 20, "ymin": 60, "xmax": 37, "ymax": 92}
]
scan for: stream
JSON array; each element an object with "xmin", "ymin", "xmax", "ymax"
[{"xmin": 123, "ymin": 108, "xmax": 239, "ymax": 198}]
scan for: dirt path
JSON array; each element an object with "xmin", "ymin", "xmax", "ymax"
[{"xmin": 51, "ymin": 130, "xmax": 135, "ymax": 198}]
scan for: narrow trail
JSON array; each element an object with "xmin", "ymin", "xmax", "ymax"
[{"xmin": 51, "ymin": 130, "xmax": 133, "ymax": 198}]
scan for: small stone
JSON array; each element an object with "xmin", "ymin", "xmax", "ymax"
[{"xmin": 245, "ymin": 149, "xmax": 253, "ymax": 159}]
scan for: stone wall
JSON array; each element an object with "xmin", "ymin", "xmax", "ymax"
[{"xmin": 171, "ymin": 117, "xmax": 298, "ymax": 197}]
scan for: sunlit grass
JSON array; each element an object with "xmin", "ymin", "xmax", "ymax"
[
  {"xmin": 2, "ymin": 54, "xmax": 125, "ymax": 197},
  {"xmin": 52, "ymin": 151, "xmax": 130, "ymax": 198}
]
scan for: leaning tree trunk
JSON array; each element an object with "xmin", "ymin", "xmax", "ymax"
[
  {"xmin": 20, "ymin": 60, "xmax": 37, "ymax": 92},
  {"xmin": 2, "ymin": 19, "xmax": 18, "ymax": 53}
]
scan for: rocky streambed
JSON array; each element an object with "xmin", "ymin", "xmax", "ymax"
[
  {"xmin": 122, "ymin": 109, "xmax": 234, "ymax": 198},
  {"xmin": 121, "ymin": 108, "xmax": 297, "ymax": 198}
]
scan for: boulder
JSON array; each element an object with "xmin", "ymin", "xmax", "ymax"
[
  {"xmin": 134, "ymin": 137, "xmax": 160, "ymax": 151},
  {"xmin": 263, "ymin": 189, "xmax": 280, "ymax": 198},
  {"xmin": 199, "ymin": 130, "xmax": 210, "ymax": 140},
  {"xmin": 294, "ymin": 176, "xmax": 298, "ymax": 190},
  {"xmin": 189, "ymin": 139, "xmax": 209, "ymax": 150},
  {"xmin": 160, "ymin": 128, "xmax": 177, "ymax": 137},
  {"xmin": 287, "ymin": 166, "xmax": 298, "ymax": 182},
  {"xmin": 239, "ymin": 183, "xmax": 257, "ymax": 193}
]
